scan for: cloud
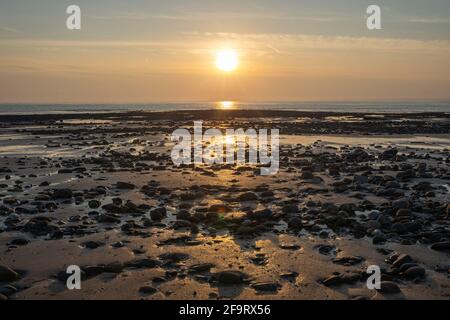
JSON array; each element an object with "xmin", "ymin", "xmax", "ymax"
[
  {"xmin": 406, "ymin": 18, "xmax": 450, "ymax": 24},
  {"xmin": 91, "ymin": 11, "xmax": 343, "ymax": 22},
  {"xmin": 0, "ymin": 26, "xmax": 21, "ymax": 34}
]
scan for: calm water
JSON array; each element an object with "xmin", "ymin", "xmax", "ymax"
[{"xmin": 0, "ymin": 101, "xmax": 449, "ymax": 115}]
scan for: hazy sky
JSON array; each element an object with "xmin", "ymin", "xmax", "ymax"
[{"xmin": 1, "ymin": 0, "xmax": 450, "ymax": 103}]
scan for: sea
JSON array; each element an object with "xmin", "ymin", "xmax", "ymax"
[{"xmin": 0, "ymin": 101, "xmax": 449, "ymax": 115}]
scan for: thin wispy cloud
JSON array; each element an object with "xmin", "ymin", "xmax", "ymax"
[{"xmin": 406, "ymin": 18, "xmax": 450, "ymax": 24}]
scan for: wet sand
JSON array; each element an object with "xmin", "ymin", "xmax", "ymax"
[{"xmin": 0, "ymin": 109, "xmax": 449, "ymax": 300}]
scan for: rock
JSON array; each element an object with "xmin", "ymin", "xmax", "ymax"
[
  {"xmin": 333, "ymin": 256, "xmax": 364, "ymax": 266},
  {"xmin": 176, "ymin": 209, "xmax": 191, "ymax": 220},
  {"xmin": 188, "ymin": 263, "xmax": 215, "ymax": 274},
  {"xmin": 322, "ymin": 275, "xmax": 343, "ymax": 287},
  {"xmin": 0, "ymin": 294, "xmax": 7, "ymax": 300},
  {"xmin": 392, "ymin": 254, "xmax": 413, "ymax": 268},
  {"xmin": 125, "ymin": 258, "xmax": 160, "ymax": 269},
  {"xmin": 315, "ymin": 244, "xmax": 336, "ymax": 255},
  {"xmin": 353, "ymin": 175, "xmax": 369, "ymax": 184},
  {"xmin": 10, "ymin": 238, "xmax": 29, "ymax": 246},
  {"xmin": 398, "ymin": 263, "xmax": 419, "ymax": 273},
  {"xmin": 396, "ymin": 169, "xmax": 415, "ymax": 181},
  {"xmin": 150, "ymin": 207, "xmax": 167, "ymax": 221},
  {"xmin": 212, "ymin": 271, "xmax": 249, "ymax": 284},
  {"xmin": 82, "ymin": 265, "xmax": 106, "ymax": 278},
  {"xmin": 208, "ymin": 204, "xmax": 232, "ymax": 213},
  {"xmin": 287, "ymin": 217, "xmax": 302, "ymax": 229},
  {"xmin": 381, "ymin": 149, "xmax": 398, "ymax": 160},
  {"xmin": 396, "ymin": 209, "xmax": 412, "ymax": 217},
  {"xmin": 0, "ymin": 265, "xmax": 19, "ymax": 282},
  {"xmin": 116, "ymin": 181, "xmax": 135, "ymax": 190},
  {"xmin": 104, "ymin": 262, "xmax": 124, "ymax": 273},
  {"xmin": 238, "ymin": 192, "xmax": 258, "ymax": 201},
  {"xmin": 279, "ymin": 243, "xmax": 301, "ymax": 250},
  {"xmin": 430, "ymin": 241, "xmax": 450, "ymax": 252},
  {"xmin": 251, "ymin": 282, "xmax": 280, "ymax": 292},
  {"xmin": 403, "ymin": 266, "xmax": 425, "ymax": 279},
  {"xmin": 82, "ymin": 241, "xmax": 105, "ymax": 249},
  {"xmin": 139, "ymin": 286, "xmax": 157, "ymax": 295},
  {"xmin": 392, "ymin": 198, "xmax": 410, "ymax": 210},
  {"xmin": 282, "ymin": 203, "xmax": 299, "ymax": 214},
  {"xmin": 159, "ymin": 252, "xmax": 190, "ymax": 262},
  {"xmin": 52, "ymin": 189, "xmax": 73, "ymax": 199},
  {"xmin": 96, "ymin": 214, "xmax": 120, "ymax": 224},
  {"xmin": 22, "ymin": 217, "xmax": 60, "ymax": 236},
  {"xmin": 248, "ymin": 209, "xmax": 273, "ymax": 220},
  {"xmin": 301, "ymin": 171, "xmax": 314, "ymax": 180},
  {"xmin": 3, "ymin": 197, "xmax": 18, "ymax": 205},
  {"xmin": 372, "ymin": 235, "xmax": 386, "ymax": 245},
  {"xmin": 0, "ymin": 285, "xmax": 18, "ymax": 297},
  {"xmin": 377, "ymin": 281, "xmax": 401, "ymax": 294},
  {"xmin": 88, "ymin": 200, "xmax": 101, "ymax": 209}
]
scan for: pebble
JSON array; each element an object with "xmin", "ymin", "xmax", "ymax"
[{"xmin": 0, "ymin": 265, "xmax": 19, "ymax": 282}]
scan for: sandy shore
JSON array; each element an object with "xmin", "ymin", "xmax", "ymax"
[{"xmin": 0, "ymin": 110, "xmax": 449, "ymax": 300}]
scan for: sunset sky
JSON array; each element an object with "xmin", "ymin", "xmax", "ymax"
[{"xmin": 1, "ymin": 0, "xmax": 450, "ymax": 103}]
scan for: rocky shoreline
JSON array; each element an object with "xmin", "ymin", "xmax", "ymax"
[{"xmin": 0, "ymin": 110, "xmax": 449, "ymax": 300}]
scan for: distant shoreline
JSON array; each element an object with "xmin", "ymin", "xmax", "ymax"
[
  {"xmin": 1, "ymin": 109, "xmax": 449, "ymax": 135},
  {"xmin": 0, "ymin": 108, "xmax": 449, "ymax": 121}
]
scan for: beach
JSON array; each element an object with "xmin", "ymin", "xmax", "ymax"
[{"xmin": 0, "ymin": 109, "xmax": 449, "ymax": 300}]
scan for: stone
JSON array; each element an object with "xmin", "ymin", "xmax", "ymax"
[
  {"xmin": 248, "ymin": 209, "xmax": 273, "ymax": 220},
  {"xmin": 381, "ymin": 149, "xmax": 398, "ymax": 160},
  {"xmin": 188, "ymin": 263, "xmax": 215, "ymax": 274},
  {"xmin": 430, "ymin": 241, "xmax": 450, "ymax": 252},
  {"xmin": 88, "ymin": 200, "xmax": 101, "ymax": 209},
  {"xmin": 372, "ymin": 235, "xmax": 386, "ymax": 245},
  {"xmin": 322, "ymin": 275, "xmax": 343, "ymax": 287},
  {"xmin": 125, "ymin": 258, "xmax": 160, "ymax": 269},
  {"xmin": 396, "ymin": 209, "xmax": 412, "ymax": 217},
  {"xmin": 10, "ymin": 238, "xmax": 29, "ymax": 246},
  {"xmin": 82, "ymin": 241, "xmax": 105, "ymax": 249},
  {"xmin": 208, "ymin": 204, "xmax": 232, "ymax": 213},
  {"xmin": 238, "ymin": 192, "xmax": 258, "ymax": 201},
  {"xmin": 116, "ymin": 182, "xmax": 136, "ymax": 189},
  {"xmin": 176, "ymin": 209, "xmax": 191, "ymax": 220},
  {"xmin": 150, "ymin": 207, "xmax": 167, "ymax": 221},
  {"xmin": 212, "ymin": 271, "xmax": 249, "ymax": 284},
  {"xmin": 251, "ymin": 282, "xmax": 280, "ymax": 292},
  {"xmin": 139, "ymin": 286, "xmax": 157, "ymax": 295},
  {"xmin": 392, "ymin": 198, "xmax": 410, "ymax": 210},
  {"xmin": 0, "ymin": 265, "xmax": 19, "ymax": 282},
  {"xmin": 333, "ymin": 256, "xmax": 364, "ymax": 266},
  {"xmin": 159, "ymin": 252, "xmax": 190, "ymax": 262},
  {"xmin": 377, "ymin": 281, "xmax": 401, "ymax": 294},
  {"xmin": 301, "ymin": 171, "xmax": 314, "ymax": 180},
  {"xmin": 287, "ymin": 217, "xmax": 302, "ymax": 229},
  {"xmin": 392, "ymin": 254, "xmax": 413, "ymax": 268},
  {"xmin": 52, "ymin": 189, "xmax": 73, "ymax": 199},
  {"xmin": 403, "ymin": 266, "xmax": 425, "ymax": 279}
]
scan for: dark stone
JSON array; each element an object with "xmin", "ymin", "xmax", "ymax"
[
  {"xmin": 150, "ymin": 207, "xmax": 167, "ymax": 221},
  {"xmin": 0, "ymin": 265, "xmax": 19, "ymax": 282},
  {"xmin": 377, "ymin": 281, "xmax": 401, "ymax": 294},
  {"xmin": 430, "ymin": 241, "xmax": 450, "ymax": 252},
  {"xmin": 52, "ymin": 189, "xmax": 73, "ymax": 199},
  {"xmin": 139, "ymin": 286, "xmax": 157, "ymax": 295},
  {"xmin": 238, "ymin": 192, "xmax": 258, "ymax": 201},
  {"xmin": 212, "ymin": 271, "xmax": 249, "ymax": 284},
  {"xmin": 251, "ymin": 282, "xmax": 280, "ymax": 292},
  {"xmin": 116, "ymin": 182, "xmax": 136, "ymax": 189}
]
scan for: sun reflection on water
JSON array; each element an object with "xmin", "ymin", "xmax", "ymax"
[{"xmin": 218, "ymin": 101, "xmax": 235, "ymax": 109}]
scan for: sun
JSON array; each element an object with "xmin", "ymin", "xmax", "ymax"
[{"xmin": 216, "ymin": 49, "xmax": 239, "ymax": 72}]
